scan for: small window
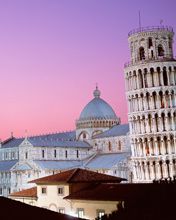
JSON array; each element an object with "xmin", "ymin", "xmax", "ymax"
[
  {"xmin": 42, "ymin": 150, "xmax": 45, "ymax": 158},
  {"xmin": 97, "ymin": 209, "xmax": 105, "ymax": 219},
  {"xmin": 139, "ymin": 47, "xmax": 145, "ymax": 60},
  {"xmin": 54, "ymin": 149, "xmax": 57, "ymax": 158},
  {"xmin": 25, "ymin": 152, "xmax": 28, "ymax": 159},
  {"xmin": 57, "ymin": 187, "xmax": 64, "ymax": 195},
  {"xmin": 76, "ymin": 150, "xmax": 79, "ymax": 158},
  {"xmin": 0, "ymin": 188, "xmax": 2, "ymax": 195},
  {"xmin": 77, "ymin": 208, "xmax": 84, "ymax": 218},
  {"xmin": 108, "ymin": 142, "xmax": 112, "ymax": 151},
  {"xmin": 65, "ymin": 150, "xmax": 67, "ymax": 159},
  {"xmin": 148, "ymin": 38, "xmax": 153, "ymax": 48},
  {"xmin": 41, "ymin": 187, "xmax": 47, "ymax": 194},
  {"xmin": 12, "ymin": 152, "xmax": 15, "ymax": 159},
  {"xmin": 58, "ymin": 208, "xmax": 65, "ymax": 214},
  {"xmin": 5, "ymin": 152, "xmax": 8, "ymax": 159},
  {"xmin": 158, "ymin": 45, "xmax": 164, "ymax": 56},
  {"xmin": 8, "ymin": 188, "xmax": 11, "ymax": 194},
  {"xmin": 83, "ymin": 133, "xmax": 86, "ymax": 139},
  {"xmin": 118, "ymin": 141, "xmax": 121, "ymax": 151}
]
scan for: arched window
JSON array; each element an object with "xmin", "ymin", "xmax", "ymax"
[
  {"xmin": 83, "ymin": 133, "xmax": 86, "ymax": 139},
  {"xmin": 161, "ymin": 113, "xmax": 166, "ymax": 131},
  {"xmin": 158, "ymin": 45, "xmax": 164, "ymax": 57},
  {"xmin": 54, "ymin": 149, "xmax": 57, "ymax": 158},
  {"xmin": 138, "ymin": 69, "xmax": 143, "ymax": 88},
  {"xmin": 148, "ymin": 38, "xmax": 153, "ymax": 48},
  {"xmin": 159, "ymin": 161, "xmax": 163, "ymax": 178},
  {"xmin": 118, "ymin": 141, "xmax": 121, "ymax": 151},
  {"xmin": 108, "ymin": 142, "xmax": 112, "ymax": 152},
  {"xmin": 163, "ymin": 67, "xmax": 168, "ymax": 86},
  {"xmin": 139, "ymin": 47, "xmax": 145, "ymax": 60},
  {"xmin": 145, "ymin": 145, "xmax": 150, "ymax": 155},
  {"xmin": 76, "ymin": 150, "xmax": 79, "ymax": 158}
]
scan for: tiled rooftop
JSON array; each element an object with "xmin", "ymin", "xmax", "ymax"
[
  {"xmin": 10, "ymin": 187, "xmax": 37, "ymax": 198},
  {"xmin": 64, "ymin": 183, "xmax": 122, "ymax": 201},
  {"xmin": 64, "ymin": 182, "xmax": 176, "ymax": 201},
  {"xmin": 30, "ymin": 168, "xmax": 125, "ymax": 184}
]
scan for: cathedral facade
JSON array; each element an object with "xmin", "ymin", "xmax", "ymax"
[{"xmin": 0, "ymin": 87, "xmax": 130, "ymax": 197}]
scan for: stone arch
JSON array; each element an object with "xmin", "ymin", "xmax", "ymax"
[
  {"xmin": 150, "ymin": 67, "xmax": 154, "ymax": 87},
  {"xmin": 49, "ymin": 203, "xmax": 57, "ymax": 212},
  {"xmin": 144, "ymin": 138, "xmax": 149, "ymax": 156},
  {"xmin": 78, "ymin": 131, "xmax": 89, "ymax": 140},
  {"xmin": 170, "ymin": 135, "xmax": 174, "ymax": 154},
  {"xmin": 138, "ymin": 69, "xmax": 143, "ymax": 88},
  {"xmin": 159, "ymin": 160, "xmax": 163, "ymax": 178},
  {"xmin": 152, "ymin": 91, "xmax": 157, "ymax": 109},
  {"xmin": 146, "ymin": 92, "xmax": 150, "ymax": 110},
  {"xmin": 161, "ymin": 112, "xmax": 166, "ymax": 131},
  {"xmin": 163, "ymin": 136, "xmax": 168, "ymax": 154},
  {"xmin": 148, "ymin": 114, "xmax": 152, "ymax": 132},
  {"xmin": 159, "ymin": 91, "xmax": 164, "ymax": 108},
  {"xmin": 157, "ymin": 67, "xmax": 161, "ymax": 86},
  {"xmin": 163, "ymin": 66, "xmax": 168, "ymax": 86},
  {"xmin": 144, "ymin": 68, "xmax": 148, "ymax": 87}
]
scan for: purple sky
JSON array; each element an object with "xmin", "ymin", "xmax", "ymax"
[{"xmin": 0, "ymin": 0, "xmax": 176, "ymax": 140}]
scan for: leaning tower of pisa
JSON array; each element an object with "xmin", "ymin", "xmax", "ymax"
[{"xmin": 124, "ymin": 26, "xmax": 176, "ymax": 182}]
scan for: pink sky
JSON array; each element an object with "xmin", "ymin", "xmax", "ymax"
[{"xmin": 0, "ymin": 0, "xmax": 176, "ymax": 140}]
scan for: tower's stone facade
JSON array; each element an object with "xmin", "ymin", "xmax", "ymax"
[{"xmin": 124, "ymin": 26, "xmax": 176, "ymax": 182}]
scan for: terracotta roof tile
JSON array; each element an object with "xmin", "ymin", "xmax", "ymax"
[
  {"xmin": 64, "ymin": 183, "xmax": 123, "ymax": 201},
  {"xmin": 10, "ymin": 187, "xmax": 37, "ymax": 198},
  {"xmin": 29, "ymin": 168, "xmax": 125, "ymax": 184},
  {"xmin": 64, "ymin": 183, "xmax": 176, "ymax": 201}
]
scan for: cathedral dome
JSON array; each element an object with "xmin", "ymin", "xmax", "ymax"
[{"xmin": 79, "ymin": 86, "xmax": 118, "ymax": 120}]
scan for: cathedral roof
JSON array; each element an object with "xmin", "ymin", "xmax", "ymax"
[
  {"xmin": 34, "ymin": 160, "xmax": 82, "ymax": 170},
  {"xmin": 84, "ymin": 152, "xmax": 130, "ymax": 169},
  {"xmin": 28, "ymin": 139, "xmax": 90, "ymax": 148},
  {"xmin": 78, "ymin": 86, "xmax": 118, "ymax": 121},
  {"xmin": 1, "ymin": 131, "xmax": 77, "ymax": 149},
  {"xmin": 93, "ymin": 124, "xmax": 129, "ymax": 138},
  {"xmin": 1, "ymin": 138, "xmax": 24, "ymax": 149},
  {"xmin": 0, "ymin": 160, "xmax": 18, "ymax": 171}
]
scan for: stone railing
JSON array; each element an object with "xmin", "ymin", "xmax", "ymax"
[{"xmin": 128, "ymin": 26, "xmax": 173, "ymax": 37}]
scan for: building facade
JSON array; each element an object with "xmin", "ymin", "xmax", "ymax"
[
  {"xmin": 0, "ymin": 87, "xmax": 130, "ymax": 197},
  {"xmin": 9, "ymin": 168, "xmax": 125, "ymax": 220},
  {"xmin": 124, "ymin": 26, "xmax": 176, "ymax": 182}
]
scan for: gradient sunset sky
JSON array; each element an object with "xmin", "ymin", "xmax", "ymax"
[{"xmin": 0, "ymin": 0, "xmax": 176, "ymax": 140}]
